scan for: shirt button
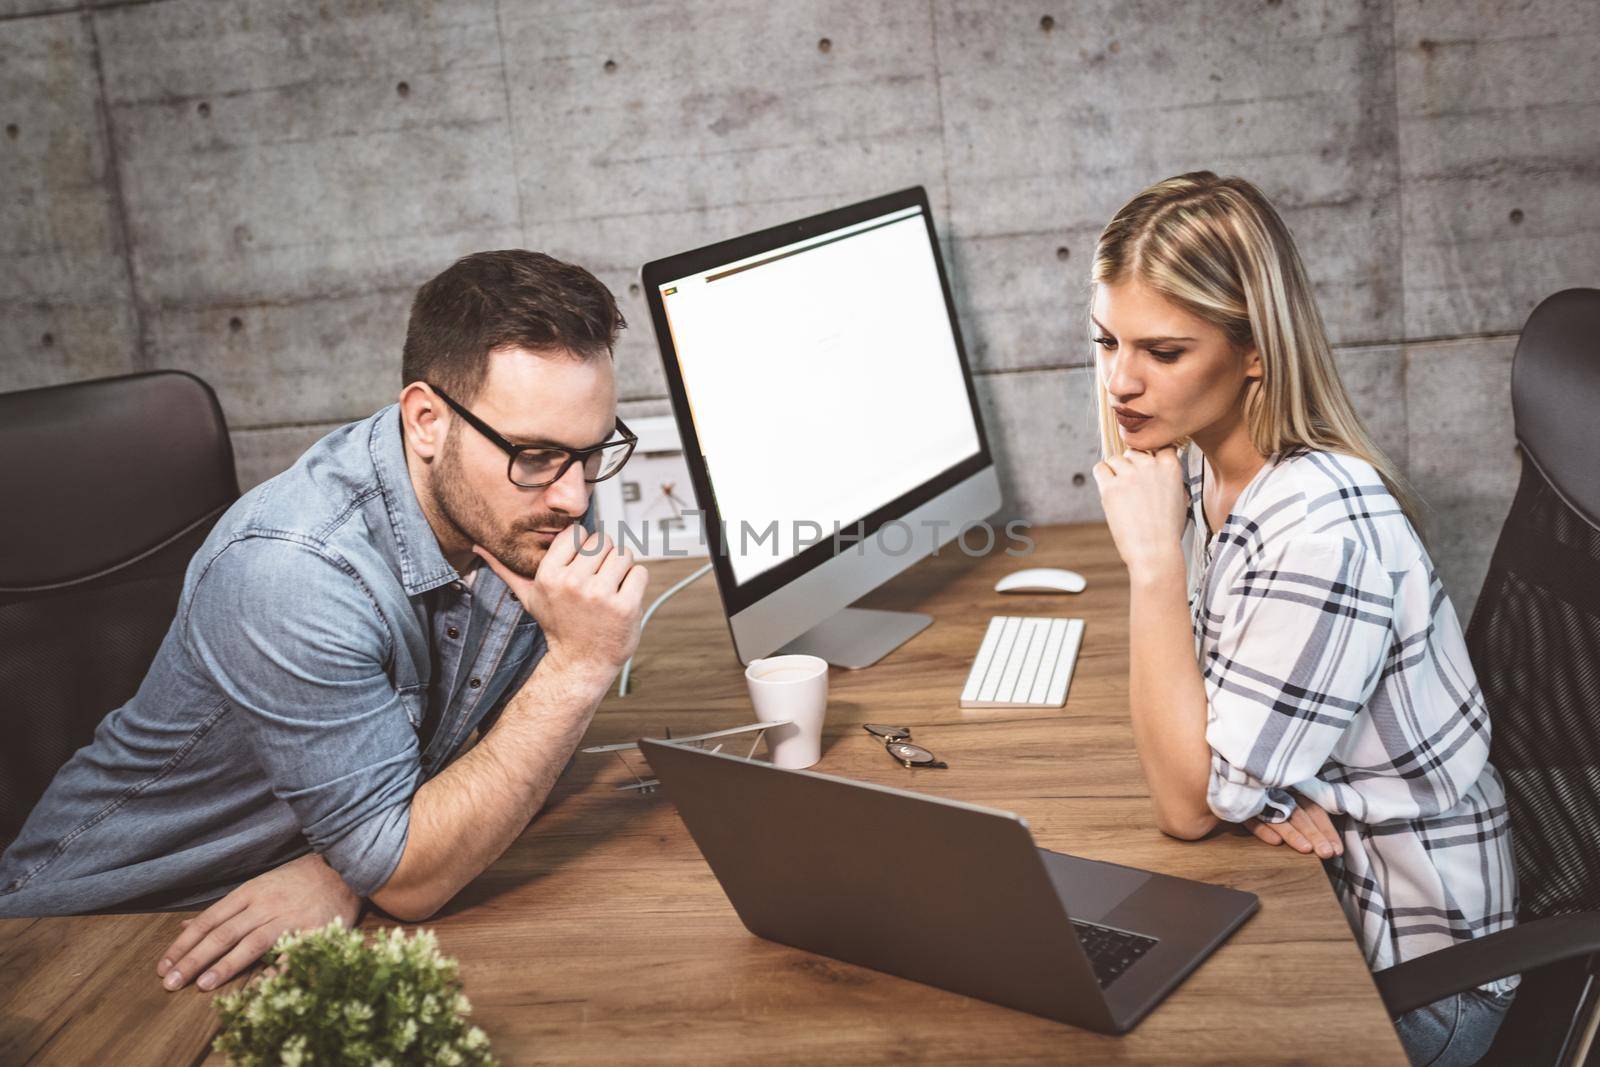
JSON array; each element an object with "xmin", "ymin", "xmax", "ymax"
[
  {"xmin": 447, "ymin": 626, "xmax": 460, "ymax": 639},
  {"xmin": 469, "ymin": 677, "xmax": 482, "ymax": 689}
]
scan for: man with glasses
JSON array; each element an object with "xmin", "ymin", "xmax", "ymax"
[{"xmin": 0, "ymin": 251, "xmax": 648, "ymax": 995}]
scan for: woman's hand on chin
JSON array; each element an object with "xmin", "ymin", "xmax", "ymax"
[{"xmin": 1092, "ymin": 447, "xmax": 1188, "ymax": 572}]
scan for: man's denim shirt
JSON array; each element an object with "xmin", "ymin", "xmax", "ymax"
[{"xmin": 0, "ymin": 405, "xmax": 565, "ymax": 915}]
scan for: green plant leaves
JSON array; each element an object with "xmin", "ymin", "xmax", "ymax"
[{"xmin": 212, "ymin": 918, "xmax": 496, "ymax": 1066}]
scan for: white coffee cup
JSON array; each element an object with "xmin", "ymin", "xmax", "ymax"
[{"xmin": 744, "ymin": 654, "xmax": 829, "ymax": 769}]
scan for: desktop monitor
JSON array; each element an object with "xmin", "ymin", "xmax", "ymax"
[{"xmin": 640, "ymin": 187, "xmax": 999, "ymax": 668}]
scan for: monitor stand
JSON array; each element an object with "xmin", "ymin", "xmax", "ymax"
[{"xmin": 776, "ymin": 607, "xmax": 932, "ymax": 670}]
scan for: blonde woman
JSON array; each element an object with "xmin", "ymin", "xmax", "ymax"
[{"xmin": 1088, "ymin": 172, "xmax": 1517, "ymax": 1066}]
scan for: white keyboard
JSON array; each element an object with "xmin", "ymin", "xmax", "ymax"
[{"xmin": 959, "ymin": 616, "xmax": 1085, "ymax": 709}]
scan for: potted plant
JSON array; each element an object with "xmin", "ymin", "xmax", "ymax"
[{"xmin": 211, "ymin": 918, "xmax": 496, "ymax": 1066}]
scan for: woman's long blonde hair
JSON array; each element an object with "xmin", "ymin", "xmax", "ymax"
[{"xmin": 1090, "ymin": 171, "xmax": 1424, "ymax": 530}]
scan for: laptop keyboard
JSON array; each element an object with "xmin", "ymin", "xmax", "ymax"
[{"xmin": 1071, "ymin": 919, "xmax": 1158, "ymax": 989}]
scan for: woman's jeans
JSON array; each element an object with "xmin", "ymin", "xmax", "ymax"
[{"xmin": 1393, "ymin": 987, "xmax": 1516, "ymax": 1067}]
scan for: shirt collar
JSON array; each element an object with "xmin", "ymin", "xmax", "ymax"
[
  {"xmin": 368, "ymin": 404, "xmax": 462, "ymax": 597},
  {"xmin": 1187, "ymin": 445, "xmax": 1293, "ymax": 538},
  {"xmin": 1184, "ymin": 445, "xmax": 1204, "ymax": 534}
]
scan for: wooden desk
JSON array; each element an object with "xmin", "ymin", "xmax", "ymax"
[{"xmin": 0, "ymin": 524, "xmax": 1406, "ymax": 1064}]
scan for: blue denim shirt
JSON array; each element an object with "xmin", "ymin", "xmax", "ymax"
[{"xmin": 0, "ymin": 405, "xmax": 567, "ymax": 915}]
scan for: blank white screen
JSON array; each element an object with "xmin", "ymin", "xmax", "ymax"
[{"xmin": 660, "ymin": 209, "xmax": 981, "ymax": 584}]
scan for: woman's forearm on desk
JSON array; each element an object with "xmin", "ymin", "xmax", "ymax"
[
  {"xmin": 1127, "ymin": 549, "xmax": 1217, "ymax": 840},
  {"xmin": 368, "ymin": 658, "xmax": 613, "ymax": 921}
]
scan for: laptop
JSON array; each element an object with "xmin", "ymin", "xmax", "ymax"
[{"xmin": 639, "ymin": 738, "xmax": 1258, "ymax": 1033}]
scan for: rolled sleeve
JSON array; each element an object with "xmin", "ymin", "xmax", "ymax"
[
  {"xmin": 184, "ymin": 537, "xmax": 421, "ymax": 895},
  {"xmin": 1202, "ymin": 533, "xmax": 1394, "ymax": 824}
]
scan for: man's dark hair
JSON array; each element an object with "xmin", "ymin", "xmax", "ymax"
[{"xmin": 401, "ymin": 250, "xmax": 625, "ymax": 401}]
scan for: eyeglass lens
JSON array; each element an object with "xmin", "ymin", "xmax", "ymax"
[
  {"xmin": 511, "ymin": 441, "xmax": 633, "ymax": 487},
  {"xmin": 886, "ymin": 740, "xmax": 940, "ymax": 767},
  {"xmin": 863, "ymin": 724, "xmax": 947, "ymax": 768}
]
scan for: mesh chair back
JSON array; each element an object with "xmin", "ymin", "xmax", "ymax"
[
  {"xmin": 1466, "ymin": 288, "xmax": 1600, "ymax": 922},
  {"xmin": 0, "ymin": 371, "xmax": 238, "ymax": 852}
]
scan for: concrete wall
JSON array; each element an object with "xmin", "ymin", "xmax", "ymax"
[{"xmin": 2, "ymin": 0, "xmax": 1596, "ymax": 621}]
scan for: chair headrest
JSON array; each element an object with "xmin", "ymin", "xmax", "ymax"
[
  {"xmin": 0, "ymin": 371, "xmax": 239, "ymax": 589},
  {"xmin": 1512, "ymin": 289, "xmax": 1600, "ymax": 530}
]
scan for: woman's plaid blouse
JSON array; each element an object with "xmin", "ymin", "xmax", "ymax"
[{"xmin": 1183, "ymin": 446, "xmax": 1518, "ymax": 996}]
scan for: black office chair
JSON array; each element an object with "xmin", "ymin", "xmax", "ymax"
[
  {"xmin": 0, "ymin": 371, "xmax": 239, "ymax": 854},
  {"xmin": 1372, "ymin": 289, "xmax": 1600, "ymax": 1066}
]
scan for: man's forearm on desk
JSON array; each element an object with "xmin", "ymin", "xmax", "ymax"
[{"xmin": 369, "ymin": 657, "xmax": 613, "ymax": 921}]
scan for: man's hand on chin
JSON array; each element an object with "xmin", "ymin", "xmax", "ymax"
[
  {"xmin": 473, "ymin": 527, "xmax": 648, "ymax": 688},
  {"xmin": 156, "ymin": 850, "xmax": 360, "ymax": 992}
]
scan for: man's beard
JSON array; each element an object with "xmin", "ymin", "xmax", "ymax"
[{"xmin": 433, "ymin": 430, "xmax": 573, "ymax": 580}]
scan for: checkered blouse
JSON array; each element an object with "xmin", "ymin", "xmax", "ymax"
[{"xmin": 1183, "ymin": 445, "xmax": 1518, "ymax": 996}]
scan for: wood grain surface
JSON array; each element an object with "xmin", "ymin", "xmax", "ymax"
[{"xmin": 0, "ymin": 524, "xmax": 1406, "ymax": 1065}]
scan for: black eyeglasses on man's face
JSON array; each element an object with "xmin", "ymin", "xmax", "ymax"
[{"xmin": 429, "ymin": 385, "xmax": 638, "ymax": 489}]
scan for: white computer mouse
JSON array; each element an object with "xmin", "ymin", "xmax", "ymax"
[{"xmin": 994, "ymin": 567, "xmax": 1087, "ymax": 595}]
